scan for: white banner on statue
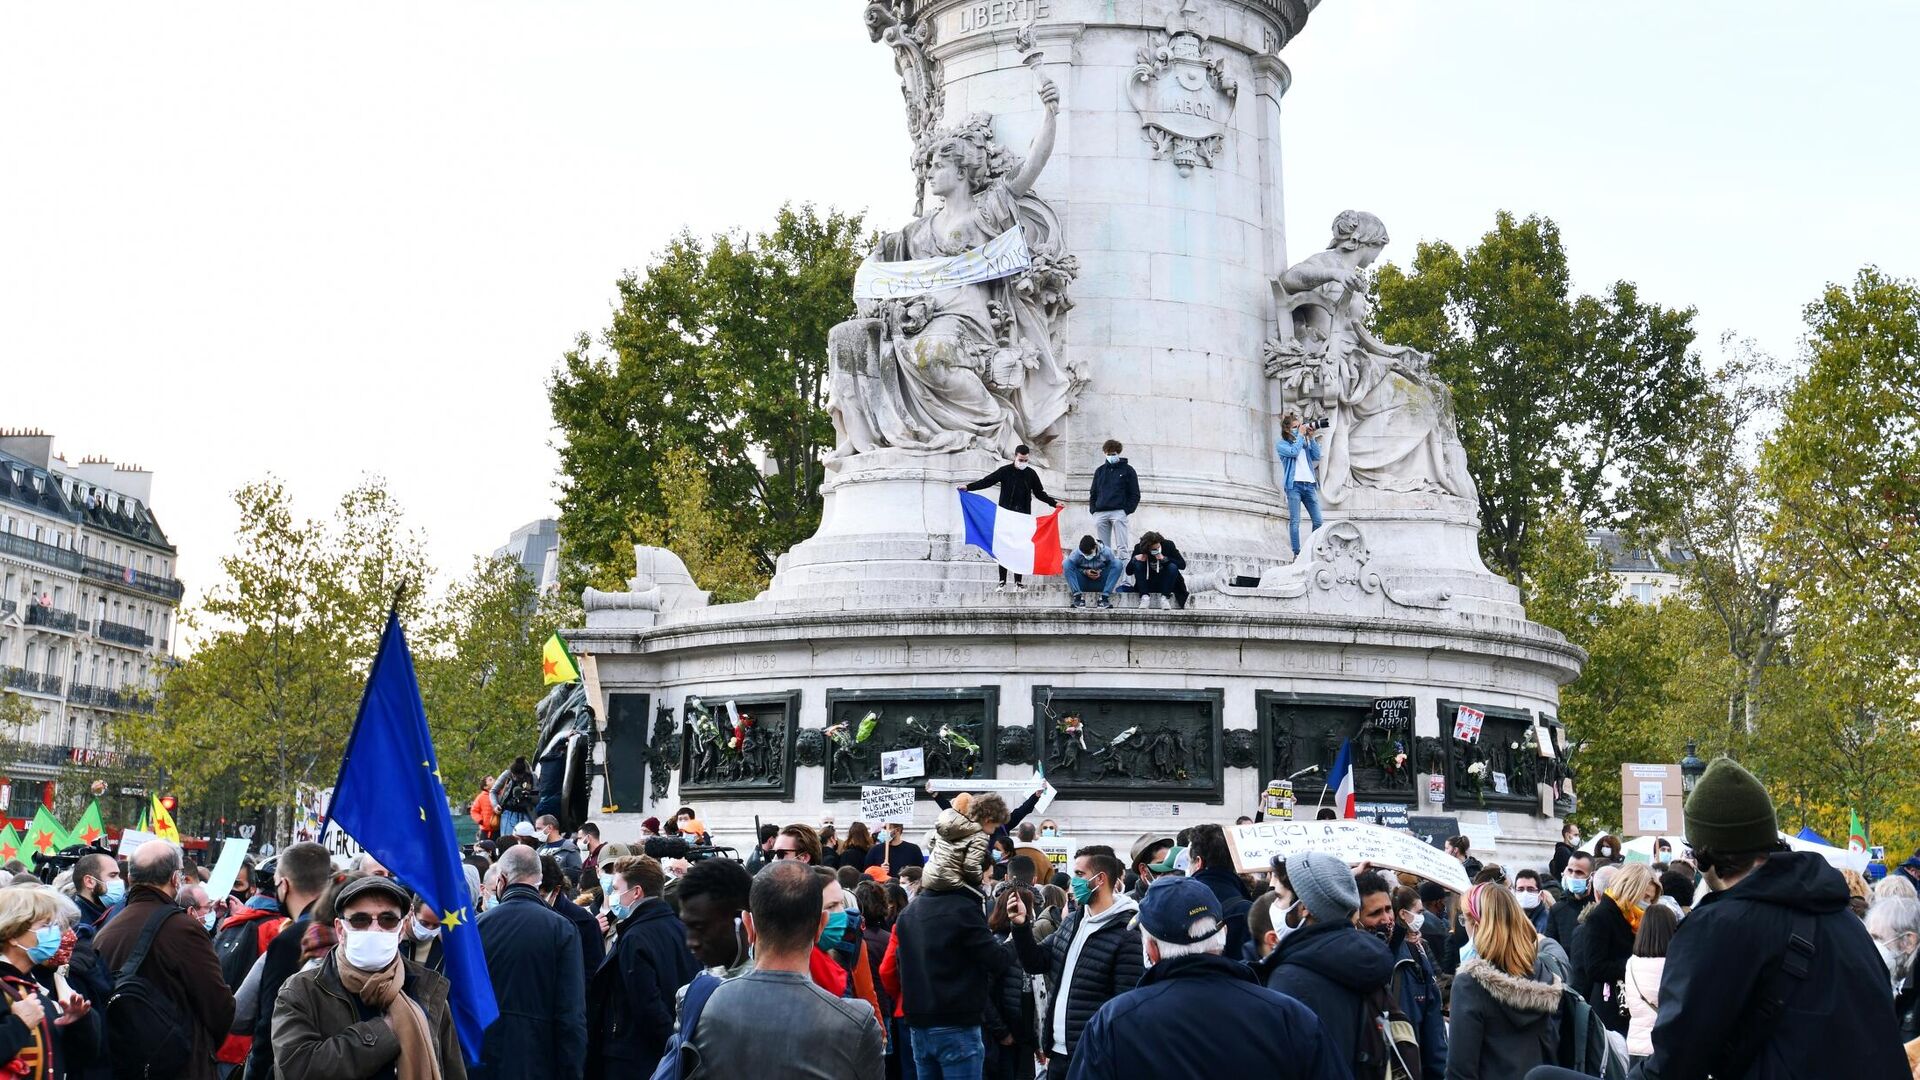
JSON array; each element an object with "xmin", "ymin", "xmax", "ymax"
[
  {"xmin": 861, "ymin": 785, "xmax": 918, "ymax": 824},
  {"xmin": 853, "ymin": 225, "xmax": 1032, "ymax": 300},
  {"xmin": 1226, "ymin": 820, "xmax": 1472, "ymax": 893}
]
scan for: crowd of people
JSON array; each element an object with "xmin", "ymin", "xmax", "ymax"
[{"xmin": 2, "ymin": 758, "xmax": 1917, "ymax": 1079}]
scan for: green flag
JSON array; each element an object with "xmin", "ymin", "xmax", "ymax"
[
  {"xmin": 0, "ymin": 823, "xmax": 20, "ymax": 863},
  {"xmin": 1849, "ymin": 809, "xmax": 1868, "ymax": 854},
  {"xmin": 70, "ymin": 800, "xmax": 107, "ymax": 847},
  {"xmin": 27, "ymin": 804, "xmax": 71, "ymax": 858}
]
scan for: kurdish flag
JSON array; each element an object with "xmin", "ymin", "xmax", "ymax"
[
  {"xmin": 1848, "ymin": 809, "xmax": 1868, "ymax": 854},
  {"xmin": 542, "ymin": 632, "xmax": 580, "ymax": 685},
  {"xmin": 959, "ymin": 490, "xmax": 1064, "ymax": 576},
  {"xmin": 150, "ymin": 795, "xmax": 180, "ymax": 844},
  {"xmin": 28, "ymin": 805, "xmax": 71, "ymax": 858},
  {"xmin": 70, "ymin": 800, "xmax": 107, "ymax": 847},
  {"xmin": 0, "ymin": 824, "xmax": 20, "ymax": 863}
]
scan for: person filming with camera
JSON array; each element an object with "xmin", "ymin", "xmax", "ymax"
[{"xmin": 1275, "ymin": 412, "xmax": 1326, "ymax": 557}]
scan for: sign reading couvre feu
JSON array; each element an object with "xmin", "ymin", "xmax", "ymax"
[{"xmin": 1227, "ymin": 819, "xmax": 1472, "ymax": 894}]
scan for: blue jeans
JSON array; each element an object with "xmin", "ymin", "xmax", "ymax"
[
  {"xmin": 1288, "ymin": 482, "xmax": 1324, "ymax": 554},
  {"xmin": 1067, "ymin": 562, "xmax": 1121, "ymax": 597},
  {"xmin": 911, "ymin": 1025, "xmax": 984, "ymax": 1080}
]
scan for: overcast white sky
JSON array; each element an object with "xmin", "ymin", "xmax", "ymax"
[{"xmin": 3, "ymin": 2, "xmax": 1914, "ymax": 615}]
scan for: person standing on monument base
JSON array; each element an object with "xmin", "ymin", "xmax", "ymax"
[
  {"xmin": 1086, "ymin": 439, "xmax": 1139, "ymax": 556},
  {"xmin": 1275, "ymin": 412, "xmax": 1325, "ymax": 558},
  {"xmin": 960, "ymin": 444, "xmax": 1062, "ymax": 591}
]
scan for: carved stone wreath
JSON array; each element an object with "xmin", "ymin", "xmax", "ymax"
[
  {"xmin": 794, "ymin": 728, "xmax": 827, "ymax": 769},
  {"xmin": 647, "ymin": 710, "xmax": 679, "ymax": 804},
  {"xmin": 1225, "ymin": 729, "xmax": 1258, "ymax": 769},
  {"xmin": 996, "ymin": 724, "xmax": 1034, "ymax": 767},
  {"xmin": 1415, "ymin": 736, "xmax": 1446, "ymax": 777}
]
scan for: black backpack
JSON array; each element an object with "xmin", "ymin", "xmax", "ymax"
[
  {"xmin": 1355, "ymin": 959, "xmax": 1423, "ymax": 1080},
  {"xmin": 106, "ymin": 906, "xmax": 194, "ymax": 1080}
]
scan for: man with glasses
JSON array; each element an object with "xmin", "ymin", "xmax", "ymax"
[
  {"xmin": 1511, "ymin": 869, "xmax": 1550, "ymax": 934},
  {"xmin": 774, "ymin": 823, "xmax": 825, "ymax": 866},
  {"xmin": 475, "ymin": 843, "xmax": 587, "ymax": 1079},
  {"xmin": 271, "ymin": 875, "xmax": 466, "ymax": 1080}
]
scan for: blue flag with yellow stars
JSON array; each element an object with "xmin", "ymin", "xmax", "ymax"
[{"xmin": 326, "ymin": 609, "xmax": 497, "ymax": 1062}]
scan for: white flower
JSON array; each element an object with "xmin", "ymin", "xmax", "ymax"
[{"xmin": 1467, "ymin": 762, "xmax": 1487, "ymax": 777}]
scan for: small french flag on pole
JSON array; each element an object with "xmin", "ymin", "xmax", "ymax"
[
  {"xmin": 959, "ymin": 490, "xmax": 1064, "ymax": 576},
  {"xmin": 1331, "ymin": 738, "xmax": 1357, "ymax": 819}
]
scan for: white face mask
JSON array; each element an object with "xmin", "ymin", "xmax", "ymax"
[
  {"xmin": 410, "ymin": 921, "xmax": 441, "ymax": 942},
  {"xmin": 342, "ymin": 928, "xmax": 401, "ymax": 971},
  {"xmin": 576, "ymin": 838, "xmax": 592, "ymax": 852},
  {"xmin": 1272, "ymin": 900, "xmax": 1303, "ymax": 947},
  {"xmin": 1514, "ymin": 889, "xmax": 1541, "ymax": 911}
]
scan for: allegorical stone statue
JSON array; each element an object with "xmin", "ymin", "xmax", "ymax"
[
  {"xmin": 1264, "ymin": 211, "xmax": 1477, "ymax": 504},
  {"xmin": 828, "ymin": 71, "xmax": 1082, "ymax": 464}
]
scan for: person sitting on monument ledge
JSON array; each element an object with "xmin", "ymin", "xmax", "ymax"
[
  {"xmin": 1064, "ymin": 534, "xmax": 1123, "ymax": 609},
  {"xmin": 1124, "ymin": 531, "xmax": 1188, "ymax": 610},
  {"xmin": 959, "ymin": 443, "xmax": 1062, "ymax": 591},
  {"xmin": 1275, "ymin": 411, "xmax": 1326, "ymax": 557}
]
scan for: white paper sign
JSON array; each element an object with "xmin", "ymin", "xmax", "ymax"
[
  {"xmin": 1227, "ymin": 820, "xmax": 1472, "ymax": 893},
  {"xmin": 204, "ymin": 838, "xmax": 252, "ymax": 904},
  {"xmin": 1453, "ymin": 706, "xmax": 1486, "ymax": 743},
  {"xmin": 1491, "ymin": 772, "xmax": 1510, "ymax": 795},
  {"xmin": 1427, "ymin": 775, "xmax": 1446, "ymax": 805},
  {"xmin": 1534, "ymin": 719, "xmax": 1557, "ymax": 759},
  {"xmin": 1637, "ymin": 806, "xmax": 1670, "ymax": 833},
  {"xmin": 1638, "ymin": 781, "xmax": 1665, "ymax": 806},
  {"xmin": 116, "ymin": 828, "xmax": 158, "ymax": 857},
  {"xmin": 853, "ymin": 225, "xmax": 1032, "ymax": 300},
  {"xmin": 881, "ymin": 748, "xmax": 925, "ymax": 781},
  {"xmin": 1032, "ymin": 781, "xmax": 1059, "ymax": 817},
  {"xmin": 861, "ymin": 785, "xmax": 917, "ymax": 824},
  {"xmin": 1035, "ymin": 836, "xmax": 1075, "ymax": 874},
  {"xmin": 926, "ymin": 778, "xmax": 1044, "ymax": 794}
]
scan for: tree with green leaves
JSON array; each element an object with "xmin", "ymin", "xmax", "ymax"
[
  {"xmin": 549, "ymin": 204, "xmax": 868, "ymax": 596},
  {"xmin": 1372, "ymin": 212, "xmax": 1708, "ymax": 586}
]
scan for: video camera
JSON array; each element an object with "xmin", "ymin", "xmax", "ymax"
[
  {"xmin": 32, "ymin": 841, "xmax": 111, "ymax": 886},
  {"xmin": 641, "ymin": 836, "xmax": 741, "ymax": 864}
]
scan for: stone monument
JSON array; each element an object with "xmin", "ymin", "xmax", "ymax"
[{"xmin": 572, "ymin": 0, "xmax": 1585, "ymax": 865}]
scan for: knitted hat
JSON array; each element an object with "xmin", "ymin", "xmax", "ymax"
[
  {"xmin": 1289, "ymin": 851, "xmax": 1359, "ymax": 922},
  {"xmin": 1684, "ymin": 758, "xmax": 1777, "ymax": 853}
]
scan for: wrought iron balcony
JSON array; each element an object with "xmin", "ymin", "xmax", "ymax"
[
  {"xmin": 6, "ymin": 741, "xmax": 155, "ymax": 769},
  {"xmin": 67, "ymin": 683, "xmax": 156, "ymax": 714},
  {"xmin": 0, "ymin": 531, "xmax": 81, "ymax": 573},
  {"xmin": 0, "ymin": 598, "xmax": 14, "ymax": 617},
  {"xmin": 0, "ymin": 667, "xmax": 63, "ymax": 696},
  {"xmin": 93, "ymin": 620, "xmax": 153, "ymax": 648},
  {"xmin": 24, "ymin": 605, "xmax": 78, "ymax": 632},
  {"xmin": 79, "ymin": 557, "xmax": 185, "ymax": 602}
]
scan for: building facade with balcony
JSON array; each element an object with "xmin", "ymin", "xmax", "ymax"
[
  {"xmin": 1585, "ymin": 529, "xmax": 1690, "ymax": 605},
  {"xmin": 0, "ymin": 430, "xmax": 179, "ymax": 822}
]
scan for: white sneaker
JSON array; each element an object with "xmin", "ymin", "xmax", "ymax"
[{"xmin": 995, "ymin": 583, "xmax": 1007, "ymax": 592}]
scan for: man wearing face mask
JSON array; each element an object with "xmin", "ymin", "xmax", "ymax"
[
  {"xmin": 540, "ymin": 854, "xmax": 603, "ymax": 983},
  {"xmin": 93, "ymin": 840, "xmax": 235, "ymax": 1080},
  {"xmin": 1511, "ymin": 868, "xmax": 1551, "ymax": 934},
  {"xmin": 179, "ymin": 882, "xmax": 223, "ymax": 936},
  {"xmin": 960, "ymin": 443, "xmax": 1064, "ymax": 591},
  {"xmin": 534, "ymin": 815, "xmax": 583, "ymax": 885},
  {"xmin": 586, "ymin": 855, "xmax": 697, "ymax": 1079},
  {"xmin": 1550, "ymin": 822, "xmax": 1583, "ymax": 881},
  {"xmin": 270, "ymin": 874, "xmax": 466, "ymax": 1080},
  {"xmin": 70, "ymin": 852, "xmax": 123, "ymax": 929},
  {"xmin": 1545, "ymin": 850, "xmax": 1593, "ymax": 950},
  {"xmin": 400, "ymin": 898, "xmax": 446, "ymax": 974},
  {"xmin": 1008, "ymin": 846, "xmax": 1141, "ymax": 1079},
  {"xmin": 574, "ymin": 822, "xmax": 605, "ymax": 880},
  {"xmin": 1355, "ymin": 868, "xmax": 1446, "ymax": 1079},
  {"xmin": 1087, "ymin": 438, "xmax": 1140, "ymax": 556},
  {"xmin": 474, "ymin": 843, "xmax": 586, "ymax": 1080},
  {"xmin": 1867, "ymin": 896, "xmax": 1920, "ymax": 1039},
  {"xmin": 1253, "ymin": 852, "xmax": 1393, "ymax": 1080},
  {"xmin": 864, "ymin": 819, "xmax": 925, "ymax": 878}
]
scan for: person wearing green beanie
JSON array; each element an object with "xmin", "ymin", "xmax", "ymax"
[{"xmin": 1636, "ymin": 756, "xmax": 1908, "ymax": 1078}]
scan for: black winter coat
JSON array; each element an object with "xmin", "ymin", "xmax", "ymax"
[
  {"xmin": 1256, "ymin": 919, "xmax": 1394, "ymax": 1074},
  {"xmin": 1087, "ymin": 459, "xmax": 1140, "ymax": 515},
  {"xmin": 1544, "ymin": 889, "xmax": 1591, "ymax": 952},
  {"xmin": 1568, "ymin": 895, "xmax": 1635, "ymax": 1034},
  {"xmin": 1065, "ymin": 954, "xmax": 1348, "ymax": 1080},
  {"xmin": 586, "ymin": 897, "xmax": 698, "ymax": 1080},
  {"xmin": 1445, "ymin": 955, "xmax": 1563, "ymax": 1080},
  {"xmin": 474, "ymin": 883, "xmax": 588, "ymax": 1080},
  {"xmin": 552, "ymin": 892, "xmax": 606, "ymax": 984},
  {"xmin": 1124, "ymin": 539, "xmax": 1187, "ymax": 591},
  {"xmin": 893, "ymin": 887, "xmax": 1019, "ymax": 1028},
  {"xmin": 1641, "ymin": 851, "xmax": 1907, "ymax": 1080},
  {"xmin": 1013, "ymin": 899, "xmax": 1144, "ymax": 1058},
  {"xmin": 1190, "ymin": 867, "xmax": 1253, "ymax": 963},
  {"xmin": 966, "ymin": 464, "xmax": 1057, "ymax": 513},
  {"xmin": 983, "ymin": 933, "xmax": 1038, "ymax": 1052}
]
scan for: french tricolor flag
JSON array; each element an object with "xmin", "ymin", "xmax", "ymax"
[
  {"xmin": 959, "ymin": 490, "xmax": 1064, "ymax": 576},
  {"xmin": 1331, "ymin": 738, "xmax": 1357, "ymax": 819}
]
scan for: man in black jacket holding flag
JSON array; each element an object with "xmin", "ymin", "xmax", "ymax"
[{"xmin": 960, "ymin": 444, "xmax": 1062, "ymax": 590}]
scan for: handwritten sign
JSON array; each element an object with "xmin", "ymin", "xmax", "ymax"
[
  {"xmin": 1352, "ymin": 801, "xmax": 1411, "ymax": 829},
  {"xmin": 853, "ymin": 225, "xmax": 1032, "ymax": 300},
  {"xmin": 861, "ymin": 786, "xmax": 917, "ymax": 825},
  {"xmin": 1371, "ymin": 697, "xmax": 1414, "ymax": 731},
  {"xmin": 881, "ymin": 748, "xmax": 925, "ymax": 781},
  {"xmin": 1453, "ymin": 706, "xmax": 1486, "ymax": 743},
  {"xmin": 1227, "ymin": 820, "xmax": 1471, "ymax": 893},
  {"xmin": 1406, "ymin": 815, "xmax": 1460, "ymax": 850}
]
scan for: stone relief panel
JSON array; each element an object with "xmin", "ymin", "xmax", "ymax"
[
  {"xmin": 996, "ymin": 723, "xmax": 1035, "ymax": 767},
  {"xmin": 822, "ymin": 688, "xmax": 999, "ymax": 799},
  {"xmin": 1033, "ymin": 687, "xmax": 1224, "ymax": 801},
  {"xmin": 1129, "ymin": 0, "xmax": 1240, "ymax": 176},
  {"xmin": 678, "ymin": 692, "xmax": 799, "ymax": 799},
  {"xmin": 1441, "ymin": 701, "xmax": 1553, "ymax": 815},
  {"xmin": 1256, "ymin": 692, "xmax": 1418, "ymax": 807}
]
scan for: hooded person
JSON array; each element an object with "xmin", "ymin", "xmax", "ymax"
[
  {"xmin": 1009, "ymin": 846, "xmax": 1142, "ymax": 1080},
  {"xmin": 1254, "ymin": 851, "xmax": 1394, "ymax": 1080},
  {"xmin": 920, "ymin": 793, "xmax": 1008, "ymax": 898},
  {"xmin": 1447, "ymin": 881, "xmax": 1565, "ymax": 1080},
  {"xmin": 1639, "ymin": 758, "xmax": 1907, "ymax": 1079}
]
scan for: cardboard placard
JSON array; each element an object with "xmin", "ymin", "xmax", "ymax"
[
  {"xmin": 1453, "ymin": 706, "xmax": 1485, "ymax": 743},
  {"xmin": 1034, "ymin": 836, "xmax": 1075, "ymax": 875},
  {"xmin": 1619, "ymin": 763, "xmax": 1686, "ymax": 837},
  {"xmin": 860, "ymin": 786, "xmax": 917, "ymax": 825},
  {"xmin": 1227, "ymin": 820, "xmax": 1472, "ymax": 893},
  {"xmin": 1371, "ymin": 697, "xmax": 1414, "ymax": 731},
  {"xmin": 881, "ymin": 748, "xmax": 925, "ymax": 781},
  {"xmin": 1533, "ymin": 718, "xmax": 1557, "ymax": 759}
]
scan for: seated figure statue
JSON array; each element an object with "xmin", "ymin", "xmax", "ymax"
[
  {"xmin": 828, "ymin": 76, "xmax": 1081, "ymax": 464},
  {"xmin": 1264, "ymin": 211, "xmax": 1477, "ymax": 505}
]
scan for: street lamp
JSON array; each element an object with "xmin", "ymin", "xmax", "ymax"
[{"xmin": 1679, "ymin": 740, "xmax": 1706, "ymax": 797}]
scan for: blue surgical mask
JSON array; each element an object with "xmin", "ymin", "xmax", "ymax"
[
  {"xmin": 816, "ymin": 910, "xmax": 849, "ymax": 952},
  {"xmin": 1105, "ymin": 454, "xmax": 1120, "ymax": 465},
  {"xmin": 26, "ymin": 925, "xmax": 61, "ymax": 965},
  {"xmin": 1563, "ymin": 875, "xmax": 1589, "ymax": 896},
  {"xmin": 102, "ymin": 879, "xmax": 125, "ymax": 905},
  {"xmin": 610, "ymin": 894, "xmax": 632, "ymax": 921},
  {"xmin": 599, "ymin": 874, "xmax": 616, "ymax": 898},
  {"xmin": 202, "ymin": 911, "xmax": 219, "ymax": 932}
]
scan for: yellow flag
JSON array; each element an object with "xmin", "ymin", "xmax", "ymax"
[
  {"xmin": 150, "ymin": 795, "xmax": 180, "ymax": 843},
  {"xmin": 541, "ymin": 632, "xmax": 580, "ymax": 685}
]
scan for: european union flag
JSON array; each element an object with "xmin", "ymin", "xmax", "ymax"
[{"xmin": 326, "ymin": 610, "xmax": 498, "ymax": 1063}]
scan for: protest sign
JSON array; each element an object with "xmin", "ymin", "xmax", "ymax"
[
  {"xmin": 1427, "ymin": 774, "xmax": 1446, "ymax": 805},
  {"xmin": 861, "ymin": 785, "xmax": 917, "ymax": 824},
  {"xmin": 1406, "ymin": 815, "xmax": 1460, "ymax": 850},
  {"xmin": 926, "ymin": 778, "xmax": 1044, "ymax": 794},
  {"xmin": 880, "ymin": 748, "xmax": 925, "ymax": 781},
  {"xmin": 1353, "ymin": 801, "xmax": 1411, "ymax": 829},
  {"xmin": 1035, "ymin": 835, "xmax": 1075, "ymax": 874},
  {"xmin": 204, "ymin": 838, "xmax": 252, "ymax": 905},
  {"xmin": 1620, "ymin": 763, "xmax": 1686, "ymax": 837},
  {"xmin": 1371, "ymin": 697, "xmax": 1414, "ymax": 732},
  {"xmin": 1534, "ymin": 717, "xmax": 1557, "ymax": 758},
  {"xmin": 116, "ymin": 828, "xmax": 158, "ymax": 857},
  {"xmin": 1452, "ymin": 706, "xmax": 1486, "ymax": 743},
  {"xmin": 1228, "ymin": 820, "xmax": 1471, "ymax": 893},
  {"xmin": 1032, "ymin": 780, "xmax": 1059, "ymax": 816}
]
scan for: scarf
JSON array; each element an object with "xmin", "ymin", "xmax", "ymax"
[
  {"xmin": 1607, "ymin": 883, "xmax": 1646, "ymax": 935},
  {"xmin": 335, "ymin": 952, "xmax": 439, "ymax": 1080}
]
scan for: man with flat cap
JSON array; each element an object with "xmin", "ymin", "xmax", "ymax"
[{"xmin": 1064, "ymin": 876, "xmax": 1347, "ymax": 1080}]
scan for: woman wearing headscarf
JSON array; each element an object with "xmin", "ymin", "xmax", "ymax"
[{"xmin": 1570, "ymin": 861, "xmax": 1658, "ymax": 1035}]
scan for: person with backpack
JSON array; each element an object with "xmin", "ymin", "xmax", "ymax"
[
  {"xmin": 1254, "ymin": 852, "xmax": 1395, "ymax": 1079},
  {"xmin": 0, "ymin": 887, "xmax": 99, "ymax": 1078},
  {"xmin": 492, "ymin": 759, "xmax": 538, "ymax": 837},
  {"xmin": 212, "ymin": 878, "xmax": 290, "ymax": 1072},
  {"xmin": 1637, "ymin": 759, "xmax": 1908, "ymax": 1079},
  {"xmin": 1447, "ymin": 881, "xmax": 1564, "ymax": 1080},
  {"xmin": 92, "ymin": 840, "xmax": 234, "ymax": 1080},
  {"xmin": 683, "ymin": 861, "xmax": 883, "ymax": 1079}
]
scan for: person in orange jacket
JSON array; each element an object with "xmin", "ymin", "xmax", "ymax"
[{"xmin": 470, "ymin": 776, "xmax": 501, "ymax": 840}]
